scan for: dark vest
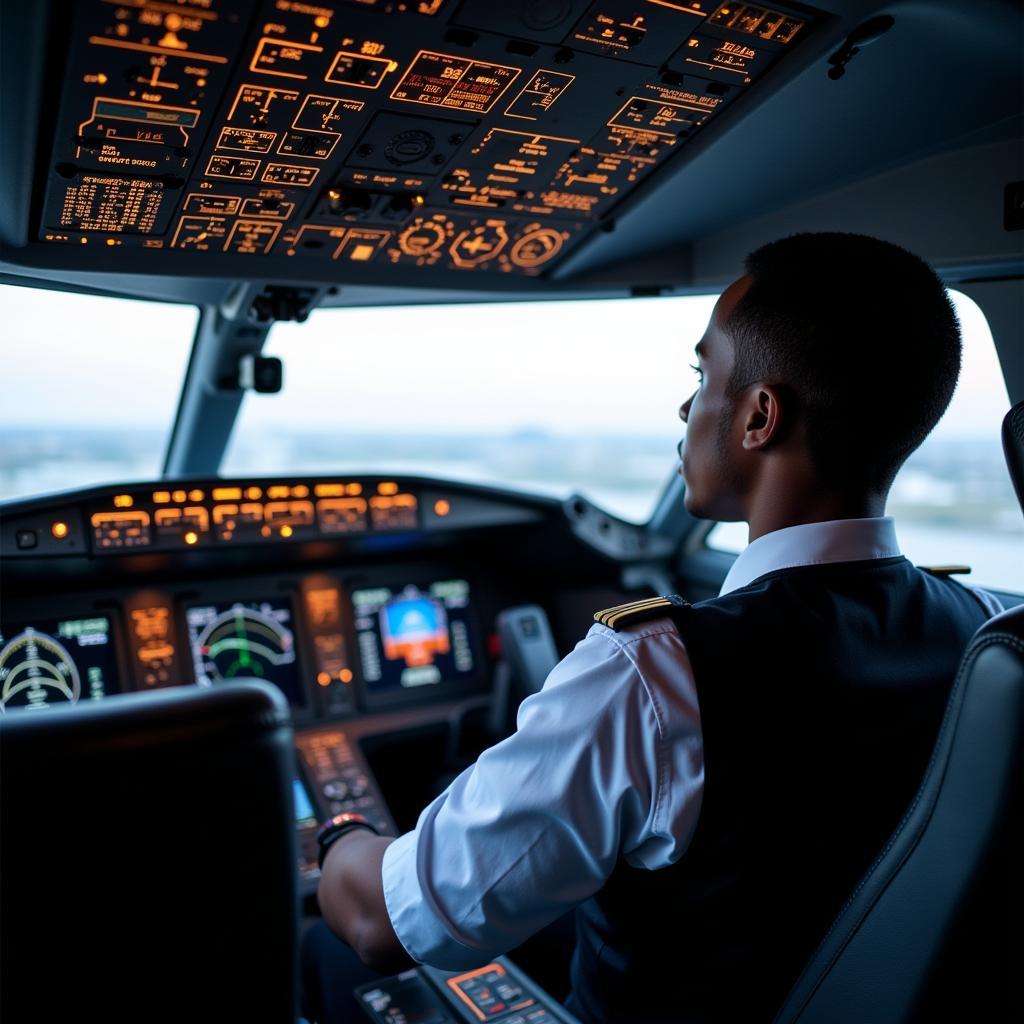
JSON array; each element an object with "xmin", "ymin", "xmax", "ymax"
[{"xmin": 566, "ymin": 557, "xmax": 990, "ymax": 1024}]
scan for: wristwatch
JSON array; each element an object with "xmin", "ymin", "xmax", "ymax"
[{"xmin": 316, "ymin": 812, "xmax": 379, "ymax": 870}]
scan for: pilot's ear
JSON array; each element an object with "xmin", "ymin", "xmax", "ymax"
[{"xmin": 741, "ymin": 383, "xmax": 786, "ymax": 451}]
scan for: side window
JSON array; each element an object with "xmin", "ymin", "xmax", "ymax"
[{"xmin": 705, "ymin": 289, "xmax": 1022, "ymax": 594}]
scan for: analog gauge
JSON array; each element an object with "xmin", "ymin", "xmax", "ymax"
[
  {"xmin": 193, "ymin": 604, "xmax": 296, "ymax": 684},
  {"xmin": 0, "ymin": 627, "xmax": 81, "ymax": 711}
]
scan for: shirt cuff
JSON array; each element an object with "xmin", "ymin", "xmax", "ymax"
[{"xmin": 381, "ymin": 830, "xmax": 495, "ymax": 970}]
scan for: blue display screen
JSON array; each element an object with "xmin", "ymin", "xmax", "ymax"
[
  {"xmin": 351, "ymin": 579, "xmax": 478, "ymax": 693},
  {"xmin": 293, "ymin": 778, "xmax": 317, "ymax": 826}
]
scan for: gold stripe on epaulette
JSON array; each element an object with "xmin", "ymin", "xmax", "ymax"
[
  {"xmin": 594, "ymin": 597, "xmax": 666, "ymax": 625},
  {"xmin": 594, "ymin": 596, "xmax": 664, "ymax": 621},
  {"xmin": 595, "ymin": 597, "xmax": 673, "ymax": 628},
  {"xmin": 919, "ymin": 565, "xmax": 972, "ymax": 577}
]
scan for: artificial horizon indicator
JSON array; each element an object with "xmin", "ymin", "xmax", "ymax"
[
  {"xmin": 39, "ymin": 0, "xmax": 814, "ymax": 276},
  {"xmin": 0, "ymin": 618, "xmax": 119, "ymax": 712}
]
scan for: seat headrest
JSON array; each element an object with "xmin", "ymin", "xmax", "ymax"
[
  {"xmin": 971, "ymin": 601, "xmax": 1024, "ymax": 645},
  {"xmin": 0, "ymin": 679, "xmax": 291, "ymax": 754},
  {"xmin": 1002, "ymin": 400, "xmax": 1024, "ymax": 517}
]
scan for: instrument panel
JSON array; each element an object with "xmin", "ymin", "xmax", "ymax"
[
  {"xmin": 38, "ymin": 0, "xmax": 817, "ymax": 278},
  {"xmin": 0, "ymin": 476, "xmax": 552, "ymax": 711},
  {"xmin": 0, "ymin": 568, "xmax": 488, "ymax": 717},
  {"xmin": 1, "ymin": 475, "xmax": 544, "ymax": 559}
]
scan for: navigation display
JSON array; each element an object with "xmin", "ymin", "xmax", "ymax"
[
  {"xmin": 0, "ymin": 616, "xmax": 120, "ymax": 712},
  {"xmin": 185, "ymin": 597, "xmax": 306, "ymax": 708},
  {"xmin": 352, "ymin": 579, "xmax": 478, "ymax": 694}
]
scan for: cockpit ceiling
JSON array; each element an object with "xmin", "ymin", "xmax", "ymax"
[{"xmin": 32, "ymin": 0, "xmax": 817, "ymax": 282}]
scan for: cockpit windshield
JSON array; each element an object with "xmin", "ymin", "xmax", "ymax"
[
  {"xmin": 0, "ymin": 283, "xmax": 196, "ymax": 499},
  {"xmin": 0, "ymin": 283, "xmax": 714, "ymax": 521},
  {"xmin": 223, "ymin": 295, "xmax": 715, "ymax": 521}
]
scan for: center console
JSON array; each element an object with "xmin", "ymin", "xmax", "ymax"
[{"xmin": 357, "ymin": 956, "xmax": 580, "ymax": 1024}]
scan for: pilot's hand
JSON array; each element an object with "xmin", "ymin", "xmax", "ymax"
[{"xmin": 318, "ymin": 830, "xmax": 413, "ymax": 975}]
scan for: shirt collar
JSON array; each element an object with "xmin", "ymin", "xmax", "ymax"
[{"xmin": 719, "ymin": 516, "xmax": 901, "ymax": 597}]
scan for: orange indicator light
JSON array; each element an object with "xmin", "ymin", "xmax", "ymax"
[
  {"xmin": 153, "ymin": 491, "xmax": 171, "ymax": 503},
  {"xmin": 106, "ymin": 238, "xmax": 117, "ymax": 246},
  {"xmin": 213, "ymin": 487, "xmax": 242, "ymax": 501},
  {"xmin": 340, "ymin": 669, "xmax": 353, "ymax": 684},
  {"xmin": 434, "ymin": 499, "xmax": 451, "ymax": 517},
  {"xmin": 317, "ymin": 671, "xmax": 331, "ymax": 686},
  {"xmin": 184, "ymin": 531, "xmax": 199, "ymax": 546},
  {"xmin": 188, "ymin": 489, "xmax": 204, "ymax": 502},
  {"xmin": 291, "ymin": 485, "xmax": 310, "ymax": 498},
  {"xmin": 245, "ymin": 486, "xmax": 262, "ymax": 500},
  {"xmin": 267, "ymin": 485, "xmax": 289, "ymax": 499},
  {"xmin": 261, "ymin": 525, "xmax": 272, "ymax": 538},
  {"xmin": 172, "ymin": 490, "xmax": 187, "ymax": 503},
  {"xmin": 51, "ymin": 521, "xmax": 69, "ymax": 539},
  {"xmin": 346, "ymin": 483, "xmax": 362, "ymax": 496},
  {"xmin": 113, "ymin": 494, "xmax": 133, "ymax": 508},
  {"xmin": 315, "ymin": 14, "xmax": 330, "ymax": 28},
  {"xmin": 315, "ymin": 483, "xmax": 345, "ymax": 497},
  {"xmin": 378, "ymin": 481, "xmax": 399, "ymax": 496},
  {"xmin": 280, "ymin": 524, "xmax": 294, "ymax": 538}
]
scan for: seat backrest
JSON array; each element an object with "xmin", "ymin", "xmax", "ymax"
[
  {"xmin": 0, "ymin": 680, "xmax": 299, "ymax": 1023},
  {"xmin": 773, "ymin": 604, "xmax": 1024, "ymax": 1023}
]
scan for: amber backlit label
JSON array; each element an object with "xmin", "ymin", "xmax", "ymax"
[
  {"xmin": 216, "ymin": 126, "xmax": 277, "ymax": 153},
  {"xmin": 390, "ymin": 51, "xmax": 521, "ymax": 114},
  {"xmin": 261, "ymin": 162, "xmax": 319, "ymax": 187},
  {"xmin": 504, "ymin": 70, "xmax": 575, "ymax": 121},
  {"xmin": 205, "ymin": 154, "xmax": 260, "ymax": 180}
]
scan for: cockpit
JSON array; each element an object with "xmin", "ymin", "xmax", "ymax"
[{"xmin": 1, "ymin": 1, "xmax": 1021, "ymax": 1021}]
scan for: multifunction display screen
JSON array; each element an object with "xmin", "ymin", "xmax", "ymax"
[
  {"xmin": 0, "ymin": 616, "xmax": 120, "ymax": 712},
  {"xmin": 352, "ymin": 579, "xmax": 477, "ymax": 692},
  {"xmin": 185, "ymin": 597, "xmax": 307, "ymax": 708},
  {"xmin": 293, "ymin": 777, "xmax": 318, "ymax": 828}
]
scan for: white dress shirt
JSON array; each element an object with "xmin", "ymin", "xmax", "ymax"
[{"xmin": 381, "ymin": 517, "xmax": 1002, "ymax": 969}]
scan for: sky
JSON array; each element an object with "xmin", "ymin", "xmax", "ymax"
[{"xmin": 0, "ymin": 283, "xmax": 1008, "ymax": 442}]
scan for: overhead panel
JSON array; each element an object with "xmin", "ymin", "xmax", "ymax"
[{"xmin": 38, "ymin": 0, "xmax": 817, "ymax": 277}]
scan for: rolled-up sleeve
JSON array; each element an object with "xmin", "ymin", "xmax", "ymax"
[{"xmin": 380, "ymin": 622, "xmax": 703, "ymax": 969}]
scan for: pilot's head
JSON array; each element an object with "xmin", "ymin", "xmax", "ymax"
[{"xmin": 678, "ymin": 232, "xmax": 962, "ymax": 525}]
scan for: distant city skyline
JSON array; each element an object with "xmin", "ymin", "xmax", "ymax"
[{"xmin": 2, "ymin": 282, "xmax": 1019, "ymax": 590}]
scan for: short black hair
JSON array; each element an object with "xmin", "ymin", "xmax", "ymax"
[{"xmin": 725, "ymin": 232, "xmax": 961, "ymax": 492}]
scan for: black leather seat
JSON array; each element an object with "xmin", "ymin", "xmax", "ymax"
[
  {"xmin": 1003, "ymin": 400, "xmax": 1024, "ymax": 514},
  {"xmin": 0, "ymin": 681, "xmax": 300, "ymax": 1023},
  {"xmin": 774, "ymin": 401, "xmax": 1024, "ymax": 1023}
]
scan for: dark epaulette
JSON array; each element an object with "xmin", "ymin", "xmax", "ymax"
[
  {"xmin": 918, "ymin": 565, "xmax": 972, "ymax": 578},
  {"xmin": 594, "ymin": 595, "xmax": 688, "ymax": 631}
]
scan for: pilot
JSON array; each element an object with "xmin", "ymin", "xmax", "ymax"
[{"xmin": 303, "ymin": 233, "xmax": 1003, "ymax": 1023}]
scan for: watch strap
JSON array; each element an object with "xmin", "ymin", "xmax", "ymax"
[{"xmin": 316, "ymin": 812, "xmax": 379, "ymax": 870}]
